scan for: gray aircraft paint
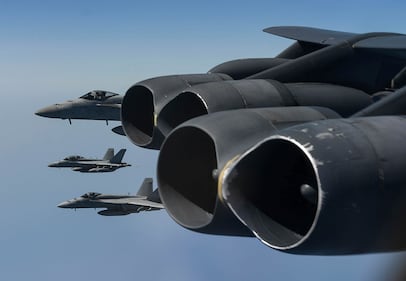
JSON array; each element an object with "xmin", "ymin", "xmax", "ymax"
[
  {"xmin": 58, "ymin": 178, "xmax": 164, "ymax": 216},
  {"xmin": 48, "ymin": 148, "xmax": 130, "ymax": 173},
  {"xmin": 35, "ymin": 90, "xmax": 122, "ymax": 122}
]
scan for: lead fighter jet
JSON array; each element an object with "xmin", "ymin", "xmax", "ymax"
[
  {"xmin": 58, "ymin": 178, "xmax": 163, "ymax": 216},
  {"xmin": 48, "ymin": 148, "xmax": 130, "ymax": 173},
  {"xmin": 35, "ymin": 90, "xmax": 125, "ymax": 135}
]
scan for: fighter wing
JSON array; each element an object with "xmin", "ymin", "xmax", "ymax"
[{"xmin": 98, "ymin": 198, "xmax": 164, "ymax": 209}]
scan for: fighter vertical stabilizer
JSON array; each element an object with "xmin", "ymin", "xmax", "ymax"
[
  {"xmin": 110, "ymin": 149, "xmax": 127, "ymax": 164},
  {"xmin": 136, "ymin": 178, "xmax": 153, "ymax": 197},
  {"xmin": 103, "ymin": 148, "xmax": 114, "ymax": 161}
]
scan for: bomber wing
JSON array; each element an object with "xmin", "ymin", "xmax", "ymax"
[
  {"xmin": 265, "ymin": 26, "xmax": 406, "ymax": 58},
  {"xmin": 264, "ymin": 26, "xmax": 357, "ymax": 45}
]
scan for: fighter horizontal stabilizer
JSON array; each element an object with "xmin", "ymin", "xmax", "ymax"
[
  {"xmin": 112, "ymin": 126, "xmax": 125, "ymax": 136},
  {"xmin": 263, "ymin": 26, "xmax": 356, "ymax": 45}
]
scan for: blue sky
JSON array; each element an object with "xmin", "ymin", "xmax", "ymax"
[{"xmin": 2, "ymin": 0, "xmax": 406, "ymax": 280}]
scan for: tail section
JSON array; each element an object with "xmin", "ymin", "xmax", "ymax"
[
  {"xmin": 103, "ymin": 148, "xmax": 114, "ymax": 161},
  {"xmin": 136, "ymin": 178, "xmax": 153, "ymax": 197},
  {"xmin": 110, "ymin": 149, "xmax": 126, "ymax": 163}
]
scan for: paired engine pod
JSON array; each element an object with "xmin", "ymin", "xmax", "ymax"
[
  {"xmin": 157, "ymin": 80, "xmax": 371, "ymax": 136},
  {"xmin": 157, "ymin": 106, "xmax": 340, "ymax": 236},
  {"xmin": 121, "ymin": 73, "xmax": 231, "ymax": 149},
  {"xmin": 221, "ymin": 116, "xmax": 406, "ymax": 254}
]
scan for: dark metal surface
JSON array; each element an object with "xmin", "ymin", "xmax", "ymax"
[
  {"xmin": 222, "ymin": 116, "xmax": 406, "ymax": 254},
  {"xmin": 157, "ymin": 81, "xmax": 370, "ymax": 136},
  {"xmin": 121, "ymin": 73, "xmax": 231, "ymax": 149},
  {"xmin": 157, "ymin": 107, "xmax": 339, "ymax": 236},
  {"xmin": 115, "ymin": 26, "xmax": 406, "ymax": 255}
]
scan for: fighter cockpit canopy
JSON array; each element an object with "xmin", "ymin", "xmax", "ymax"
[
  {"xmin": 64, "ymin": 155, "xmax": 86, "ymax": 161},
  {"xmin": 81, "ymin": 192, "xmax": 101, "ymax": 199},
  {"xmin": 80, "ymin": 91, "xmax": 118, "ymax": 101}
]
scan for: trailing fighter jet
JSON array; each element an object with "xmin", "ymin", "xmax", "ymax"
[
  {"xmin": 48, "ymin": 148, "xmax": 130, "ymax": 173},
  {"xmin": 35, "ymin": 90, "xmax": 125, "ymax": 135},
  {"xmin": 57, "ymin": 178, "xmax": 163, "ymax": 216},
  {"xmin": 36, "ymin": 90, "xmax": 122, "ymax": 122}
]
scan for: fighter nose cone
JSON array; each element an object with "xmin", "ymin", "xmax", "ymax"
[
  {"xmin": 35, "ymin": 105, "xmax": 60, "ymax": 118},
  {"xmin": 57, "ymin": 201, "xmax": 70, "ymax": 208}
]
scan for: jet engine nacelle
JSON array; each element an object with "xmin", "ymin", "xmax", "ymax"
[
  {"xmin": 121, "ymin": 73, "xmax": 232, "ymax": 150},
  {"xmin": 220, "ymin": 116, "xmax": 406, "ymax": 255},
  {"xmin": 157, "ymin": 80, "xmax": 372, "ymax": 136},
  {"xmin": 157, "ymin": 106, "xmax": 340, "ymax": 236}
]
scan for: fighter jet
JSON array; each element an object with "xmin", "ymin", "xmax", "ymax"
[
  {"xmin": 57, "ymin": 178, "xmax": 164, "ymax": 216},
  {"xmin": 48, "ymin": 148, "xmax": 130, "ymax": 173},
  {"xmin": 35, "ymin": 90, "xmax": 125, "ymax": 135}
]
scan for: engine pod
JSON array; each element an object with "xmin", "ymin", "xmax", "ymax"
[
  {"xmin": 157, "ymin": 107, "xmax": 340, "ymax": 236},
  {"xmin": 157, "ymin": 80, "xmax": 371, "ymax": 137},
  {"xmin": 221, "ymin": 116, "xmax": 406, "ymax": 254},
  {"xmin": 121, "ymin": 73, "xmax": 231, "ymax": 149}
]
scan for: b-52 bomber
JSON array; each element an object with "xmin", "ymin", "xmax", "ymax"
[
  {"xmin": 118, "ymin": 26, "xmax": 406, "ymax": 255},
  {"xmin": 35, "ymin": 90, "xmax": 125, "ymax": 135},
  {"xmin": 58, "ymin": 178, "xmax": 163, "ymax": 216},
  {"xmin": 48, "ymin": 148, "xmax": 130, "ymax": 173}
]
